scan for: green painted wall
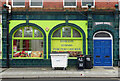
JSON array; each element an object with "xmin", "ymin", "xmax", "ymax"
[
  {"xmin": 69, "ymin": 20, "xmax": 88, "ymax": 54},
  {"xmin": 9, "ymin": 20, "xmax": 88, "ymax": 59},
  {"xmin": 9, "ymin": 20, "xmax": 26, "ymax": 33},
  {"xmin": 0, "ymin": 24, "xmax": 2, "ymax": 59}
]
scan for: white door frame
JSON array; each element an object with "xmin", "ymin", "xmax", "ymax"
[{"xmin": 93, "ymin": 31, "xmax": 113, "ymax": 66}]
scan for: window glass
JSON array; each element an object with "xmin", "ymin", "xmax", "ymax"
[
  {"xmin": 73, "ymin": 29, "xmax": 81, "ymax": 37},
  {"xmin": 82, "ymin": 0, "xmax": 94, "ymax": 7},
  {"xmin": 24, "ymin": 27, "xmax": 33, "ymax": 37},
  {"xmin": 34, "ymin": 29, "xmax": 43, "ymax": 37},
  {"xmin": 31, "ymin": 0, "xmax": 42, "ymax": 6},
  {"xmin": 94, "ymin": 32, "xmax": 111, "ymax": 37},
  {"xmin": 64, "ymin": 0, "xmax": 76, "ymax": 6},
  {"xmin": 13, "ymin": 0, "xmax": 25, "ymax": 6},
  {"xmin": 62, "ymin": 27, "xmax": 71, "ymax": 37},
  {"xmin": 14, "ymin": 29, "xmax": 22, "ymax": 37},
  {"xmin": 13, "ymin": 40, "xmax": 43, "ymax": 57},
  {"xmin": 52, "ymin": 28, "xmax": 61, "ymax": 37}
]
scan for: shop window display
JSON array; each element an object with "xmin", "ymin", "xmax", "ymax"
[
  {"xmin": 13, "ymin": 27, "xmax": 44, "ymax": 58},
  {"xmin": 52, "ymin": 27, "xmax": 83, "ymax": 57}
]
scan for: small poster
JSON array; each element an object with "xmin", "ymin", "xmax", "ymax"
[{"xmin": 13, "ymin": 45, "xmax": 17, "ymax": 52}]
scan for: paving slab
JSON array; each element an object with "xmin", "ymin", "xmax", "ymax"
[{"xmin": 0, "ymin": 67, "xmax": 119, "ymax": 78}]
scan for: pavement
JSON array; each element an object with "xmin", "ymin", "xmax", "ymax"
[{"xmin": 0, "ymin": 66, "xmax": 119, "ymax": 79}]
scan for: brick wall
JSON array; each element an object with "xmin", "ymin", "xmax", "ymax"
[{"xmin": 0, "ymin": 0, "xmax": 119, "ymax": 11}]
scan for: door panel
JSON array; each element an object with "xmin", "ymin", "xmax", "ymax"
[
  {"xmin": 103, "ymin": 40, "xmax": 112, "ymax": 66},
  {"xmin": 94, "ymin": 40, "xmax": 112, "ymax": 66},
  {"xmin": 94, "ymin": 40, "xmax": 102, "ymax": 66}
]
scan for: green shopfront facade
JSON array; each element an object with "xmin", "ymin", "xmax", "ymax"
[{"xmin": 1, "ymin": 7, "xmax": 119, "ymax": 67}]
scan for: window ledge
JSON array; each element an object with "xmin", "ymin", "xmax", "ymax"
[
  {"xmin": 64, "ymin": 6, "xmax": 77, "ymax": 8},
  {"xmin": 81, "ymin": 6, "xmax": 95, "ymax": 8},
  {"xmin": 12, "ymin": 6, "xmax": 25, "ymax": 8},
  {"xmin": 30, "ymin": 6, "xmax": 43, "ymax": 8}
]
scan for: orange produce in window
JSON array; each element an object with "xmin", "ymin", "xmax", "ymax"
[
  {"xmin": 31, "ymin": 51, "xmax": 42, "ymax": 57},
  {"xmin": 13, "ymin": 52, "xmax": 21, "ymax": 57}
]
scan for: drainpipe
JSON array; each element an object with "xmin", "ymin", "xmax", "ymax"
[
  {"xmin": 4, "ymin": 0, "xmax": 11, "ymax": 68},
  {"xmin": 6, "ymin": 0, "xmax": 11, "ymax": 13}
]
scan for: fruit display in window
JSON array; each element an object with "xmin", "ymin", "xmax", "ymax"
[
  {"xmin": 31, "ymin": 51, "xmax": 43, "ymax": 57},
  {"xmin": 51, "ymin": 51, "xmax": 82, "ymax": 57},
  {"xmin": 13, "ymin": 51, "xmax": 43, "ymax": 57},
  {"xmin": 68, "ymin": 51, "xmax": 82, "ymax": 57},
  {"xmin": 13, "ymin": 52, "xmax": 21, "ymax": 57}
]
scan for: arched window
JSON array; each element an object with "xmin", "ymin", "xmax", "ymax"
[
  {"xmin": 51, "ymin": 26, "xmax": 83, "ymax": 58},
  {"xmin": 94, "ymin": 32, "xmax": 111, "ymax": 38},
  {"xmin": 93, "ymin": 31, "xmax": 112, "ymax": 39},
  {"xmin": 13, "ymin": 27, "xmax": 44, "ymax": 59}
]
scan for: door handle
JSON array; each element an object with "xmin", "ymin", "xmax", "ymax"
[
  {"xmin": 96, "ymin": 56, "xmax": 100, "ymax": 57},
  {"xmin": 104, "ymin": 56, "xmax": 110, "ymax": 58}
]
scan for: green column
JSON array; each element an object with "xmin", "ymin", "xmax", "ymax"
[
  {"xmin": 2, "ymin": 8, "xmax": 8, "ymax": 67},
  {"xmin": 113, "ymin": 4, "xmax": 119, "ymax": 66}
]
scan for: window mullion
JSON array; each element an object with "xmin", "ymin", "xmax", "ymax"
[
  {"xmin": 33, "ymin": 28, "xmax": 34, "ymax": 39},
  {"xmin": 22, "ymin": 28, "xmax": 24, "ymax": 38},
  {"xmin": 61, "ymin": 28, "xmax": 62, "ymax": 38},
  {"xmin": 71, "ymin": 28, "xmax": 73, "ymax": 38}
]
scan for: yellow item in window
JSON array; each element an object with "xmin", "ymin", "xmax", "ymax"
[{"xmin": 31, "ymin": 51, "xmax": 43, "ymax": 57}]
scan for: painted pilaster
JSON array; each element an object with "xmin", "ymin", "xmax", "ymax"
[
  {"xmin": 88, "ymin": 4, "xmax": 93, "ymax": 56},
  {"xmin": 2, "ymin": 8, "xmax": 8, "ymax": 67},
  {"xmin": 114, "ymin": 4, "xmax": 119, "ymax": 66}
]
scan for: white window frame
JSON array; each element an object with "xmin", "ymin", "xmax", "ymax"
[
  {"xmin": 29, "ymin": 0, "xmax": 43, "ymax": 8},
  {"xmin": 63, "ymin": 0, "xmax": 77, "ymax": 8},
  {"xmin": 81, "ymin": 0, "xmax": 95, "ymax": 8},
  {"xmin": 12, "ymin": 0, "xmax": 25, "ymax": 7}
]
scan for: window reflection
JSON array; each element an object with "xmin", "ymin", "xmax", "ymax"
[
  {"xmin": 62, "ymin": 27, "xmax": 71, "ymax": 37},
  {"xmin": 14, "ymin": 29, "xmax": 22, "ymax": 37},
  {"xmin": 64, "ymin": 0, "xmax": 76, "ymax": 6},
  {"xmin": 34, "ymin": 29, "xmax": 43, "ymax": 37},
  {"xmin": 24, "ymin": 27, "xmax": 33, "ymax": 37},
  {"xmin": 73, "ymin": 29, "xmax": 81, "ymax": 37},
  {"xmin": 52, "ymin": 28, "xmax": 61, "ymax": 37}
]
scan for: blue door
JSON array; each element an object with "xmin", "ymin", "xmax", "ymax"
[{"xmin": 94, "ymin": 40, "xmax": 112, "ymax": 66}]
